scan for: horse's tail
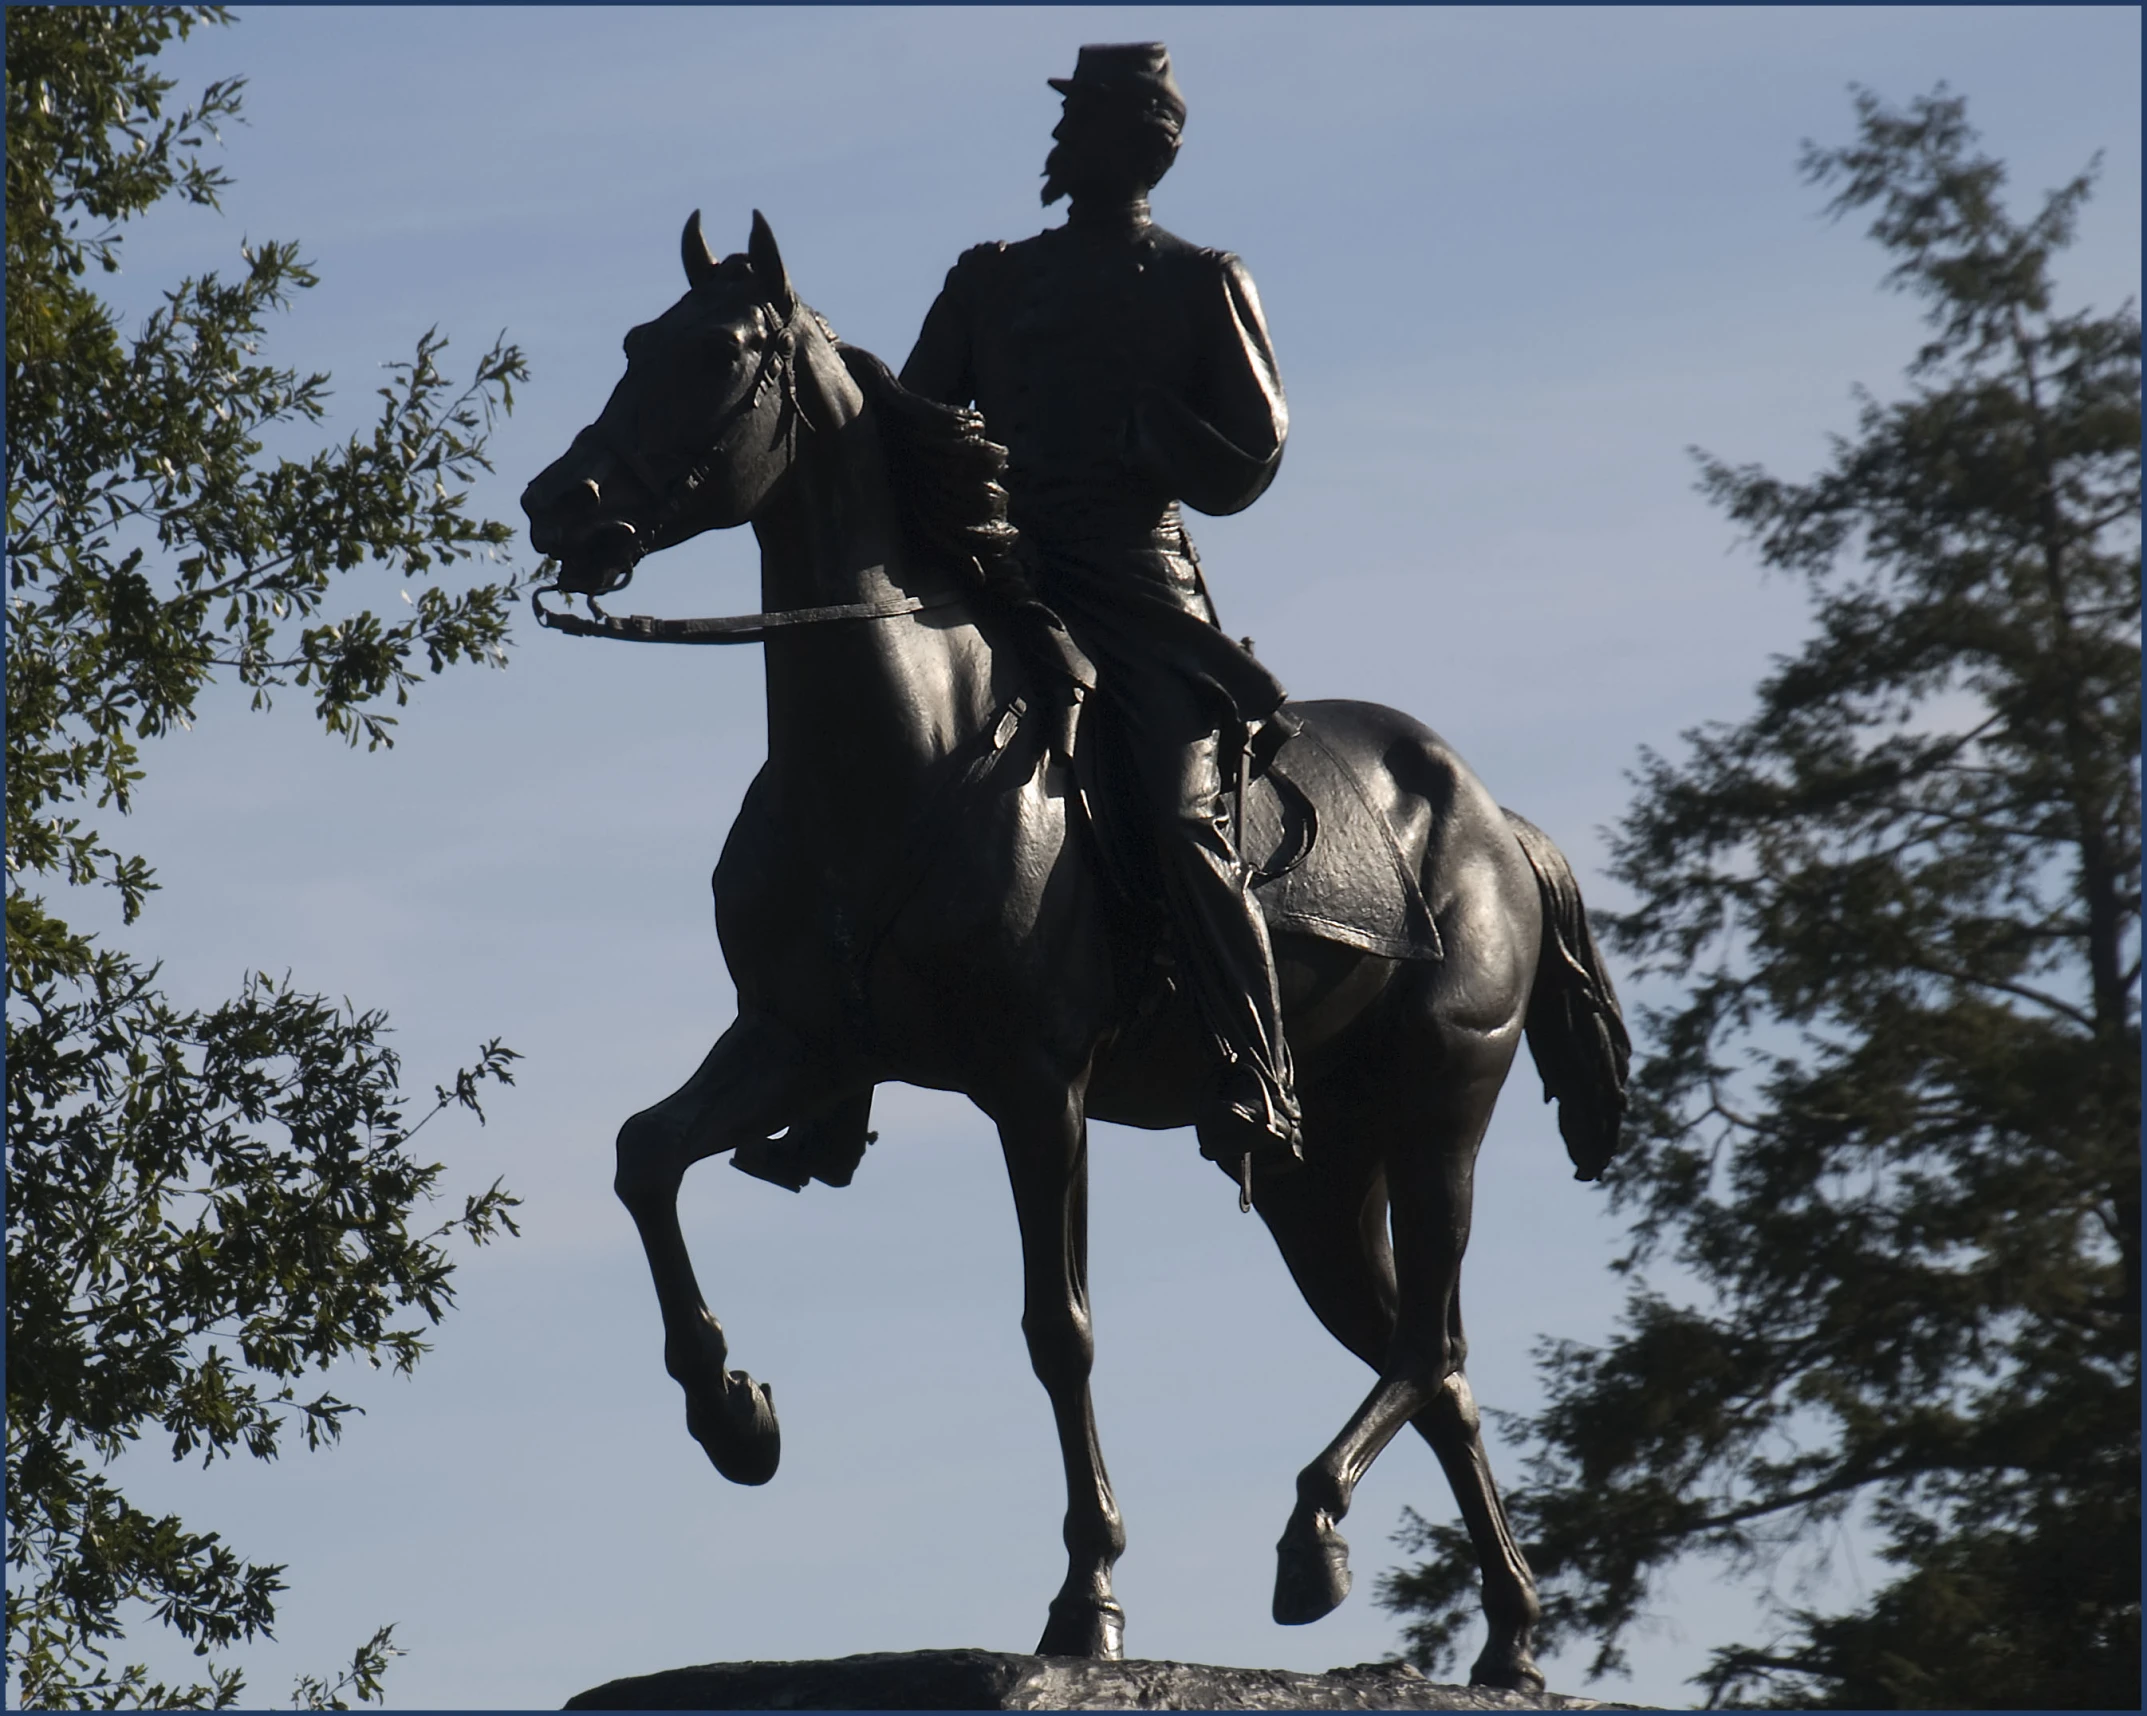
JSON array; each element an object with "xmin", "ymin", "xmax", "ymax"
[{"xmin": 1502, "ymin": 809, "xmax": 1631, "ymax": 1181}]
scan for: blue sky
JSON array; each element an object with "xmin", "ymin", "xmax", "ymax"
[{"xmin": 70, "ymin": 6, "xmax": 2140, "ymax": 1708}]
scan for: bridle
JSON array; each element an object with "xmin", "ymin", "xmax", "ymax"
[{"xmin": 533, "ymin": 294, "xmax": 962, "ymax": 645}]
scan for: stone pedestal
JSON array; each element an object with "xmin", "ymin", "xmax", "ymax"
[{"xmin": 565, "ymin": 1648, "xmax": 1634, "ymax": 1710}]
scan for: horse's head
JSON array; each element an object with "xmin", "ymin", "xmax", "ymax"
[{"xmin": 522, "ymin": 210, "xmax": 863, "ymax": 596}]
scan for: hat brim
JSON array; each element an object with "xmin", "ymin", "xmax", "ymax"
[{"xmin": 1045, "ymin": 74, "xmax": 1185, "ymax": 125}]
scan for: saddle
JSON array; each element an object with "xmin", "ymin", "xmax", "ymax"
[
  {"xmin": 1072, "ymin": 699, "xmax": 1443, "ymax": 969},
  {"xmin": 1240, "ymin": 716, "xmax": 1444, "ymax": 964}
]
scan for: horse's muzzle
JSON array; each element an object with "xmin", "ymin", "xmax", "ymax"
[
  {"xmin": 523, "ymin": 466, "xmax": 642, "ymax": 594},
  {"xmin": 547, "ymin": 518, "xmax": 642, "ymax": 595}
]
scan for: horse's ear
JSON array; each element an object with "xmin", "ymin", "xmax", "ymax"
[
  {"xmin": 682, "ymin": 209, "xmax": 721, "ymax": 290},
  {"xmin": 747, "ymin": 209, "xmax": 796, "ymax": 317}
]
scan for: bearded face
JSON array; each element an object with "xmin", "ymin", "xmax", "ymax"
[{"xmin": 1041, "ymin": 95, "xmax": 1181, "ymax": 206}]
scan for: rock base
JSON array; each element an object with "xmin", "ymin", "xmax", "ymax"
[{"xmin": 564, "ymin": 1648, "xmax": 1629, "ymax": 1710}]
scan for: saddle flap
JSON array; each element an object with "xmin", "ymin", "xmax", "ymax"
[
  {"xmin": 1239, "ymin": 756, "xmax": 1315, "ymax": 886},
  {"xmin": 1244, "ymin": 725, "xmax": 1444, "ymax": 964},
  {"xmin": 1070, "ymin": 700, "xmax": 1444, "ymax": 966}
]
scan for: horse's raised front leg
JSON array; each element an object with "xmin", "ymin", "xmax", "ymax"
[
  {"xmin": 613, "ymin": 1011, "xmax": 837, "ymax": 1486},
  {"xmin": 991, "ymin": 1078, "xmax": 1127, "ymax": 1659}
]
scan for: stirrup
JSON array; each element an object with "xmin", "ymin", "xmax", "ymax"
[{"xmin": 1200, "ymin": 1070, "xmax": 1305, "ymax": 1215}]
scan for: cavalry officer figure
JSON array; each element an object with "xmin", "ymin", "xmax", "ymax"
[{"xmin": 902, "ymin": 42, "xmax": 1303, "ymax": 1171}]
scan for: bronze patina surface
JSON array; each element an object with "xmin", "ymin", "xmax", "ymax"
[{"xmin": 522, "ymin": 45, "xmax": 1629, "ymax": 1694}]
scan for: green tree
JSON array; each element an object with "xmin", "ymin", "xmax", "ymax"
[
  {"xmin": 7, "ymin": 9, "xmax": 526, "ymax": 1706},
  {"xmin": 1381, "ymin": 88, "xmax": 2139, "ymax": 1708}
]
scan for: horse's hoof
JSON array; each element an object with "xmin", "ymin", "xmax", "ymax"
[
  {"xmin": 1273, "ymin": 1512, "xmax": 1352, "ymax": 1625},
  {"xmin": 1469, "ymin": 1647, "xmax": 1547, "ymax": 1696},
  {"xmin": 1036, "ymin": 1594, "xmax": 1125, "ymax": 1659},
  {"xmin": 687, "ymin": 1368, "xmax": 781, "ymax": 1486}
]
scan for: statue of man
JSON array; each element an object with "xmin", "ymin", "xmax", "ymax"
[{"xmin": 901, "ymin": 42, "xmax": 1301, "ymax": 1171}]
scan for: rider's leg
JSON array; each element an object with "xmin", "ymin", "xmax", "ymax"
[
  {"xmin": 1110, "ymin": 678, "xmax": 1301, "ymax": 1165},
  {"xmin": 1173, "ymin": 732, "xmax": 1302, "ymax": 1164}
]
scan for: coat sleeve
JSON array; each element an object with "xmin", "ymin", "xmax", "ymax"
[
  {"xmin": 899, "ymin": 243, "xmax": 997, "ymax": 406},
  {"xmin": 1129, "ymin": 252, "xmax": 1288, "ymax": 516}
]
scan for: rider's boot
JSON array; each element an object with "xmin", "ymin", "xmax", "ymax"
[
  {"xmin": 1187, "ymin": 901, "xmax": 1303, "ymax": 1176},
  {"xmin": 1149, "ymin": 725, "xmax": 1304, "ymax": 1179}
]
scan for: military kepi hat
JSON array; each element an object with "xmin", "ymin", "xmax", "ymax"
[{"xmin": 1048, "ymin": 42, "xmax": 1186, "ymax": 129}]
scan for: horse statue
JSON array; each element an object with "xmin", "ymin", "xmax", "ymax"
[{"xmin": 521, "ymin": 210, "xmax": 1629, "ymax": 1694}]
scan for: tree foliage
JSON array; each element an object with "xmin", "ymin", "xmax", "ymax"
[
  {"xmin": 6, "ymin": 9, "xmax": 527, "ymax": 1706},
  {"xmin": 1381, "ymin": 88, "xmax": 2139, "ymax": 1708}
]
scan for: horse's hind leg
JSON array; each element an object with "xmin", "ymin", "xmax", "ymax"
[
  {"xmin": 1249, "ymin": 1132, "xmax": 1396, "ymax": 1366},
  {"xmin": 1413, "ymin": 1308, "xmax": 1544, "ymax": 1692},
  {"xmin": 988, "ymin": 1074, "xmax": 1126, "ymax": 1659},
  {"xmin": 613, "ymin": 1011, "xmax": 843, "ymax": 1486},
  {"xmin": 1264, "ymin": 1061, "xmax": 1544, "ymax": 1691},
  {"xmin": 1267, "ymin": 1125, "xmax": 1442, "ymax": 1631}
]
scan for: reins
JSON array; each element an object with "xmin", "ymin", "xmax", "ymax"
[{"xmin": 531, "ymin": 581, "xmax": 965, "ymax": 645}]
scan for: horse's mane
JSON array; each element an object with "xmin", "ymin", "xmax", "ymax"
[{"xmin": 835, "ymin": 343, "xmax": 1022, "ymax": 586}]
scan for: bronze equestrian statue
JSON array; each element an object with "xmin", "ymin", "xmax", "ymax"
[{"xmin": 520, "ymin": 44, "xmax": 1628, "ymax": 1696}]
